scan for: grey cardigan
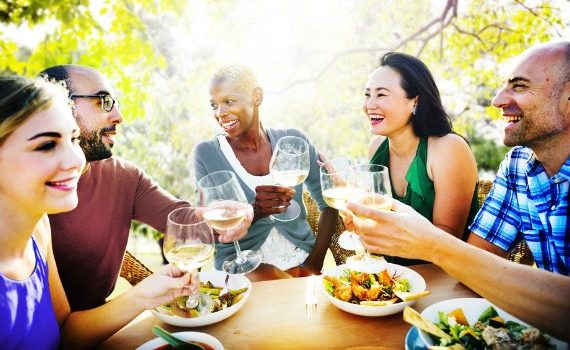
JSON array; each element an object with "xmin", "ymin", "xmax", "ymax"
[{"xmin": 193, "ymin": 128, "xmax": 328, "ymax": 269}]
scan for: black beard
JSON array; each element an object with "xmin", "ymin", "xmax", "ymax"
[{"xmin": 80, "ymin": 129, "xmax": 113, "ymax": 162}]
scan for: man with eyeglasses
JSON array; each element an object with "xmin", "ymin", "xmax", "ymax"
[{"xmin": 40, "ymin": 65, "xmax": 253, "ymax": 311}]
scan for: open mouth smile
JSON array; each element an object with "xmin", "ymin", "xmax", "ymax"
[
  {"xmin": 368, "ymin": 113, "xmax": 384, "ymax": 125},
  {"xmin": 504, "ymin": 115, "xmax": 522, "ymax": 123},
  {"xmin": 220, "ymin": 120, "xmax": 238, "ymax": 130},
  {"xmin": 46, "ymin": 177, "xmax": 79, "ymax": 191}
]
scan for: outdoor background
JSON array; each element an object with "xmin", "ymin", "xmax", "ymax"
[{"xmin": 1, "ymin": 0, "xmax": 569, "ymax": 286}]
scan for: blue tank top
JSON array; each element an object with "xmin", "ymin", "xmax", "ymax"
[{"xmin": 0, "ymin": 237, "xmax": 60, "ymax": 349}]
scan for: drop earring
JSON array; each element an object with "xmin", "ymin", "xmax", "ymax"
[{"xmin": 412, "ymin": 104, "xmax": 417, "ymax": 116}]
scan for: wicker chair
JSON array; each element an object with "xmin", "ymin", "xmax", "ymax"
[
  {"xmin": 119, "ymin": 250, "xmax": 153, "ymax": 286},
  {"xmin": 303, "ymin": 192, "xmax": 351, "ymax": 265}
]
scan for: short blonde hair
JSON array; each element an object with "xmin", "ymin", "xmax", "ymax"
[
  {"xmin": 0, "ymin": 76, "xmax": 70, "ymax": 145},
  {"xmin": 211, "ymin": 64, "xmax": 259, "ymax": 95}
]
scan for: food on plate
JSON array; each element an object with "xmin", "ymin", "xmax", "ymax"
[
  {"xmin": 403, "ymin": 305, "xmax": 555, "ymax": 349},
  {"xmin": 156, "ymin": 280, "xmax": 248, "ymax": 318},
  {"xmin": 323, "ymin": 268, "xmax": 429, "ymax": 305}
]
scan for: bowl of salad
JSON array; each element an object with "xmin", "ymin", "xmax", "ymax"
[
  {"xmin": 152, "ymin": 270, "xmax": 251, "ymax": 327},
  {"xmin": 412, "ymin": 298, "xmax": 566, "ymax": 349},
  {"xmin": 320, "ymin": 263, "xmax": 428, "ymax": 317}
]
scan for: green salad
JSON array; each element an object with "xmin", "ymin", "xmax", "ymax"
[{"xmin": 432, "ymin": 306, "xmax": 554, "ymax": 349}]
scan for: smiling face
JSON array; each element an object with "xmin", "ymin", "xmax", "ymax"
[
  {"xmin": 0, "ymin": 98, "xmax": 85, "ymax": 216},
  {"xmin": 209, "ymin": 78, "xmax": 261, "ymax": 138},
  {"xmin": 492, "ymin": 45, "xmax": 570, "ymax": 148},
  {"xmin": 68, "ymin": 67, "xmax": 123, "ymax": 162},
  {"xmin": 363, "ymin": 66, "xmax": 416, "ymax": 137}
]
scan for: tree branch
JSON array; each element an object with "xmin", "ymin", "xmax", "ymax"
[
  {"xmin": 268, "ymin": 0, "xmax": 459, "ymax": 94},
  {"xmin": 513, "ymin": 0, "xmax": 561, "ymax": 36}
]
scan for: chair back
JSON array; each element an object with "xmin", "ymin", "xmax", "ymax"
[
  {"xmin": 476, "ymin": 179, "xmax": 534, "ymax": 265},
  {"xmin": 303, "ymin": 192, "xmax": 351, "ymax": 265},
  {"xmin": 120, "ymin": 250, "xmax": 153, "ymax": 286}
]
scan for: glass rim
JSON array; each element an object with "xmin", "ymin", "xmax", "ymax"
[
  {"xmin": 319, "ymin": 157, "xmax": 353, "ymax": 174},
  {"xmin": 275, "ymin": 135, "xmax": 309, "ymax": 154},
  {"xmin": 352, "ymin": 163, "xmax": 389, "ymax": 173},
  {"xmin": 197, "ymin": 170, "xmax": 238, "ymax": 190},
  {"xmin": 167, "ymin": 206, "xmax": 209, "ymax": 227}
]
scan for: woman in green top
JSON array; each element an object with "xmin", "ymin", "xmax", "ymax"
[{"xmin": 355, "ymin": 52, "xmax": 478, "ymax": 264}]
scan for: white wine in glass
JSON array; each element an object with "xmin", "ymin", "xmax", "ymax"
[
  {"xmin": 320, "ymin": 157, "xmax": 353, "ymax": 211},
  {"xmin": 345, "ymin": 163, "xmax": 392, "ymax": 273},
  {"xmin": 269, "ymin": 136, "xmax": 310, "ymax": 221},
  {"xmin": 163, "ymin": 207, "xmax": 215, "ymax": 312},
  {"xmin": 349, "ymin": 192, "xmax": 393, "ymax": 216},
  {"xmin": 198, "ymin": 170, "xmax": 262, "ymax": 275},
  {"xmin": 202, "ymin": 200, "xmax": 247, "ymax": 230}
]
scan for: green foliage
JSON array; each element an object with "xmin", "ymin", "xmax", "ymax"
[
  {"xmin": 0, "ymin": 0, "xmax": 186, "ymax": 121},
  {"xmin": 470, "ymin": 136, "xmax": 511, "ymax": 172}
]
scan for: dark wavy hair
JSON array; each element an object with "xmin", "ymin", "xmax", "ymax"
[{"xmin": 379, "ymin": 52, "xmax": 452, "ymax": 137}]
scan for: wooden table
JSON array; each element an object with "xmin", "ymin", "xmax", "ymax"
[{"xmin": 98, "ymin": 264, "xmax": 477, "ymax": 349}]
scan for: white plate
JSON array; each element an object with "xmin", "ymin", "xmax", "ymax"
[
  {"xmin": 136, "ymin": 331, "xmax": 223, "ymax": 350},
  {"xmin": 419, "ymin": 298, "xmax": 568, "ymax": 349},
  {"xmin": 152, "ymin": 270, "xmax": 251, "ymax": 327},
  {"xmin": 320, "ymin": 263, "xmax": 426, "ymax": 317}
]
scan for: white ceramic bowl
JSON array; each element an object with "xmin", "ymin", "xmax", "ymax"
[
  {"xmin": 152, "ymin": 270, "xmax": 251, "ymax": 327},
  {"xmin": 136, "ymin": 331, "xmax": 223, "ymax": 350},
  {"xmin": 320, "ymin": 263, "xmax": 426, "ymax": 317},
  {"xmin": 419, "ymin": 298, "xmax": 567, "ymax": 350}
]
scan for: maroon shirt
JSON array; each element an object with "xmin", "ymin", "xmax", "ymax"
[{"xmin": 49, "ymin": 157, "xmax": 189, "ymax": 311}]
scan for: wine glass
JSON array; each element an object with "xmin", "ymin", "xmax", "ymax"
[
  {"xmin": 320, "ymin": 157, "xmax": 353, "ymax": 211},
  {"xmin": 197, "ymin": 170, "xmax": 262, "ymax": 275},
  {"xmin": 321, "ymin": 157, "xmax": 365, "ymax": 251},
  {"xmin": 163, "ymin": 207, "xmax": 215, "ymax": 313},
  {"xmin": 345, "ymin": 163, "xmax": 392, "ymax": 273},
  {"xmin": 269, "ymin": 136, "xmax": 310, "ymax": 221}
]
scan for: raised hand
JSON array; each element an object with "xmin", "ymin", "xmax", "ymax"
[
  {"xmin": 253, "ymin": 185, "xmax": 295, "ymax": 219},
  {"xmin": 346, "ymin": 199, "xmax": 438, "ymax": 261}
]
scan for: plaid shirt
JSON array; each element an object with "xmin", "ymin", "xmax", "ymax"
[{"xmin": 470, "ymin": 146, "xmax": 570, "ymax": 275}]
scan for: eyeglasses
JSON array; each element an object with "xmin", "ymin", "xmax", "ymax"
[{"xmin": 70, "ymin": 93, "xmax": 118, "ymax": 112}]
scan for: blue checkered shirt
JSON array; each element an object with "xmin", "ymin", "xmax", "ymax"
[{"xmin": 469, "ymin": 146, "xmax": 570, "ymax": 275}]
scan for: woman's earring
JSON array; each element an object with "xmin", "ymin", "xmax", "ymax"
[{"xmin": 412, "ymin": 104, "xmax": 417, "ymax": 116}]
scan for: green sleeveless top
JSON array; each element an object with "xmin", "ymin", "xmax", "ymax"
[
  {"xmin": 371, "ymin": 137, "xmax": 435, "ymax": 221},
  {"xmin": 370, "ymin": 137, "xmax": 478, "ymax": 265}
]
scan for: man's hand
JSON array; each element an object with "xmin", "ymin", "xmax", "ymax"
[
  {"xmin": 253, "ymin": 185, "xmax": 295, "ymax": 219},
  {"xmin": 347, "ymin": 199, "xmax": 438, "ymax": 261}
]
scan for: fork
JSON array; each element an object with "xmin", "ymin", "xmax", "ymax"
[
  {"xmin": 220, "ymin": 273, "xmax": 230, "ymax": 296},
  {"xmin": 305, "ymin": 275, "xmax": 318, "ymax": 318}
]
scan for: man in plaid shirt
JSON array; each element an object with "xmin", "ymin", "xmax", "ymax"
[{"xmin": 468, "ymin": 41, "xmax": 570, "ymax": 275}]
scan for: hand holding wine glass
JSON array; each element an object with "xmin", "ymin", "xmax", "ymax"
[
  {"xmin": 345, "ymin": 163, "xmax": 393, "ymax": 273},
  {"xmin": 269, "ymin": 136, "xmax": 310, "ymax": 221},
  {"xmin": 320, "ymin": 157, "xmax": 362, "ymax": 250},
  {"xmin": 198, "ymin": 170, "xmax": 262, "ymax": 275},
  {"xmin": 163, "ymin": 207, "xmax": 215, "ymax": 313}
]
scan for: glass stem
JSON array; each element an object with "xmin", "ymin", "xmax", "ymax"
[
  {"xmin": 234, "ymin": 241, "xmax": 246, "ymax": 264},
  {"xmin": 186, "ymin": 269, "xmax": 199, "ymax": 308}
]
